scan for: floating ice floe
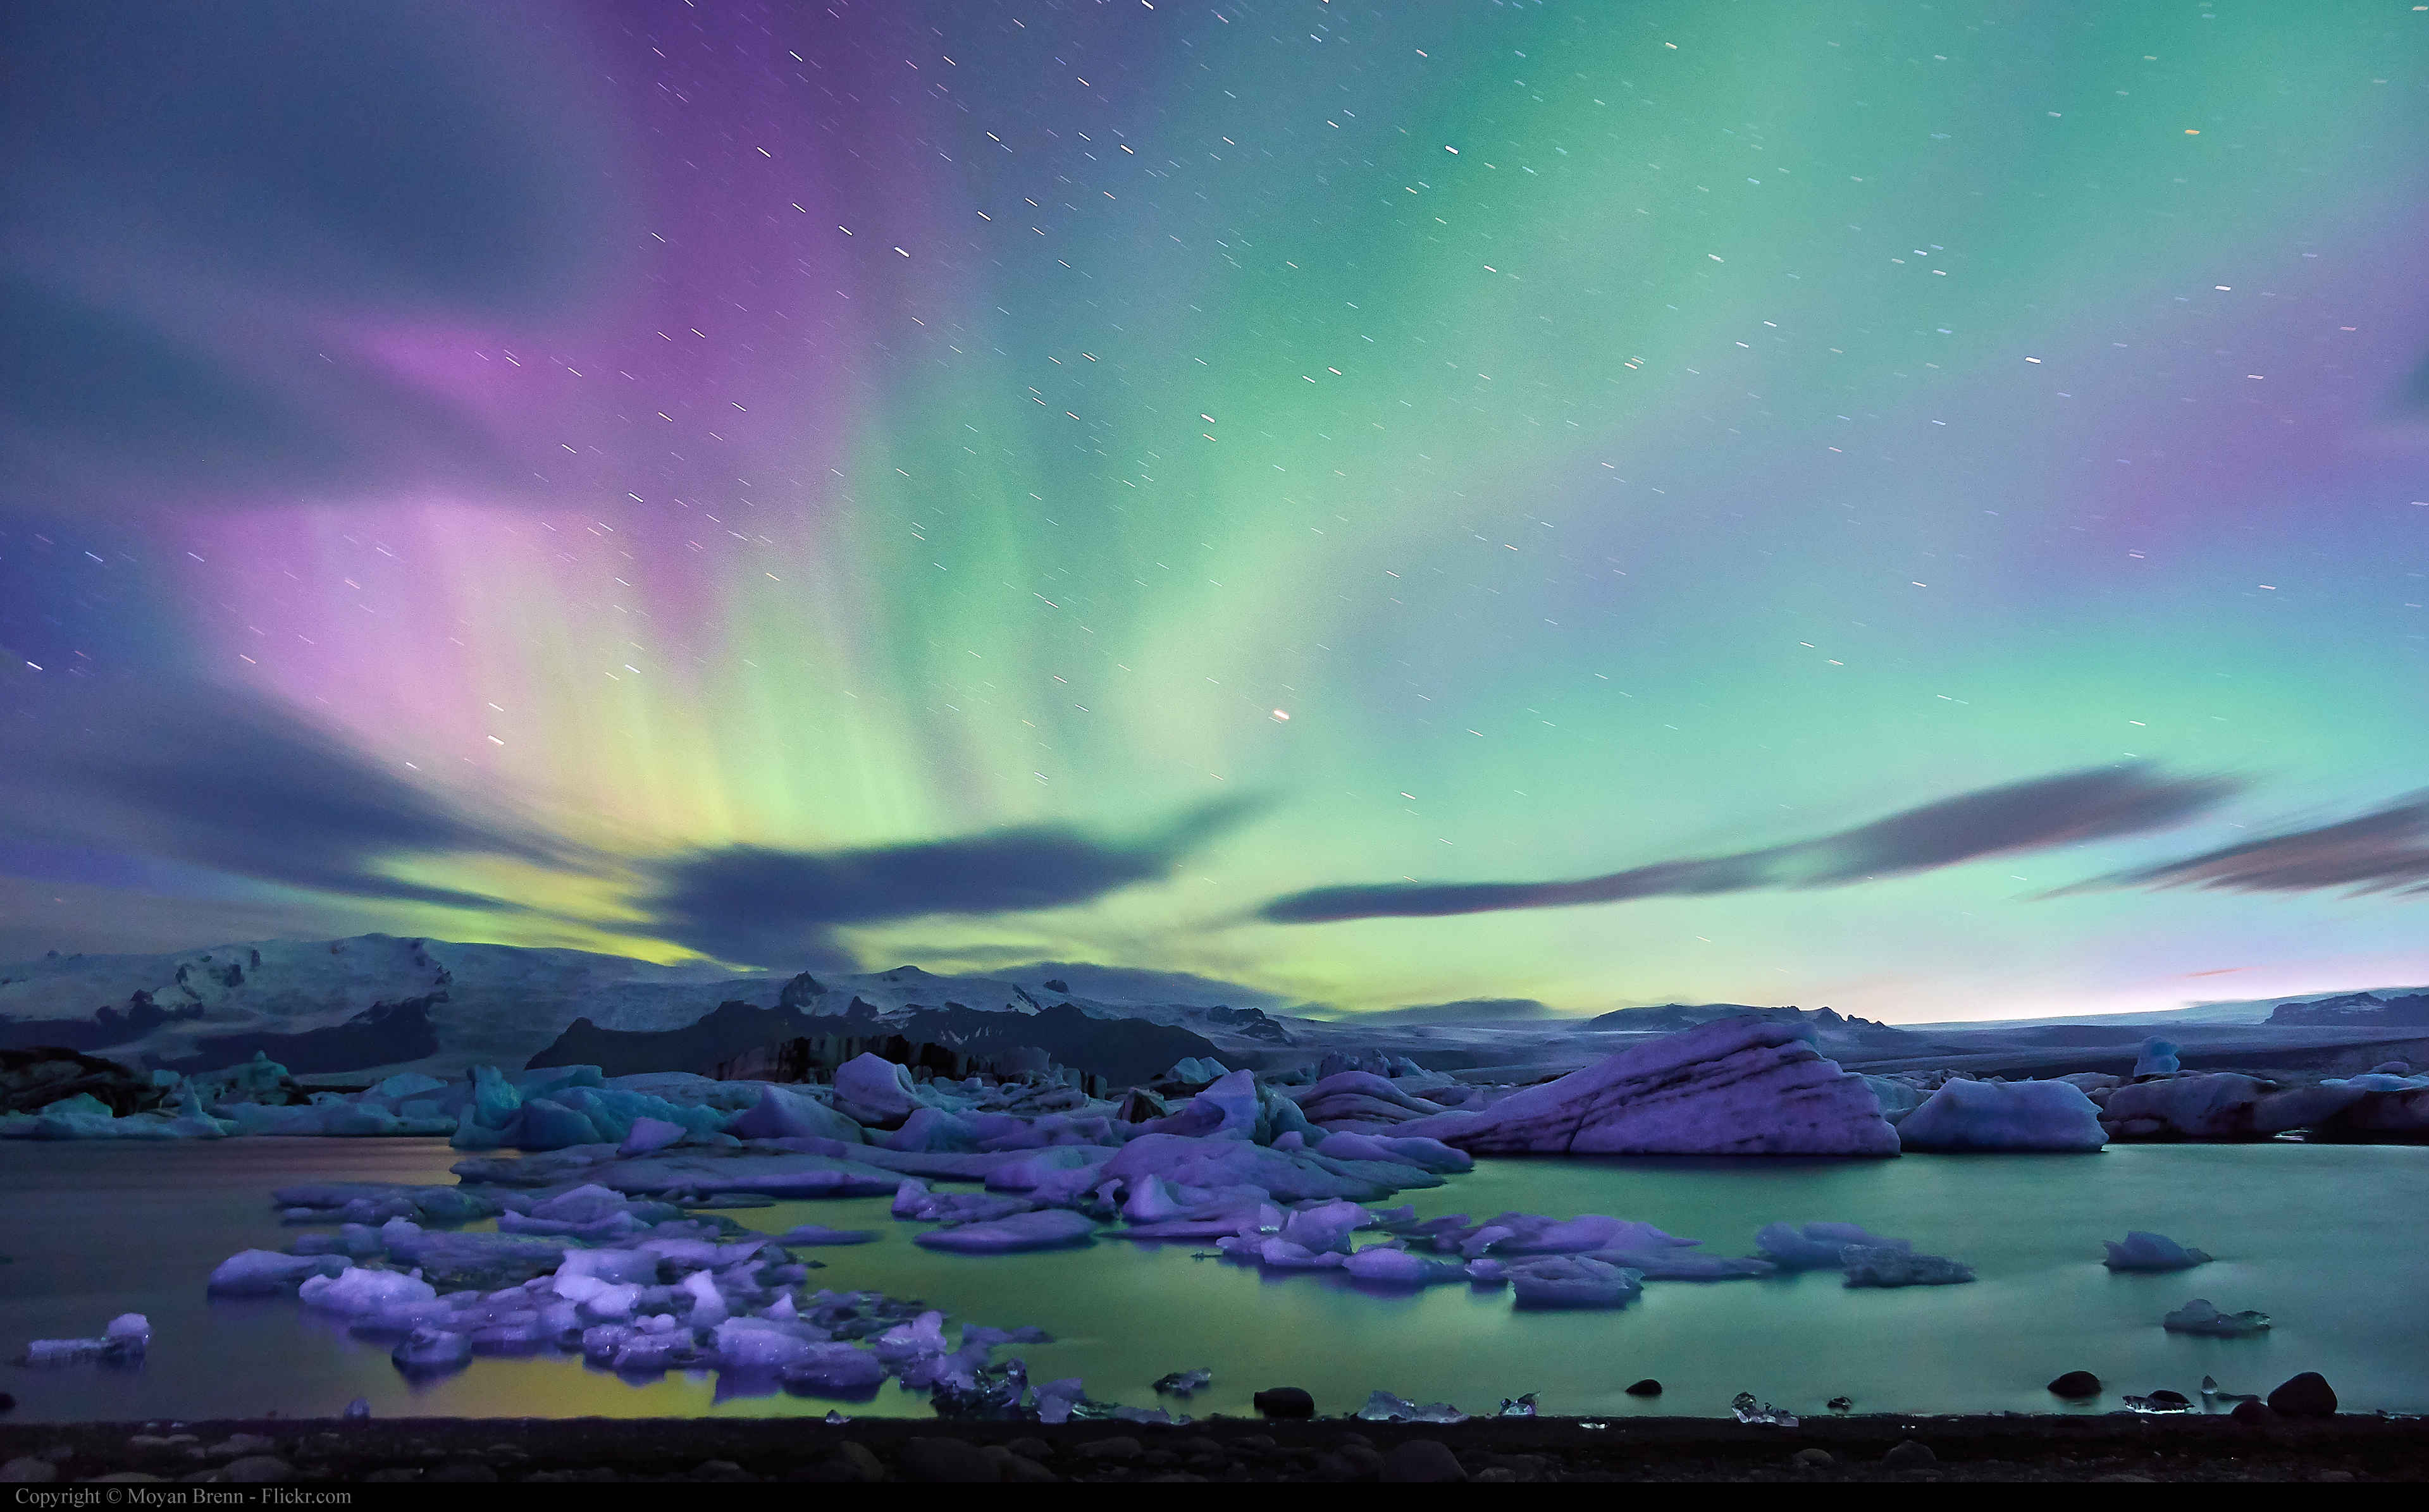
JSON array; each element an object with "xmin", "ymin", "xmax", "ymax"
[
  {"xmin": 1753, "ymin": 1222, "xmax": 1912, "ymax": 1270},
  {"xmin": 912, "ymin": 1209, "xmax": 1097, "ymax": 1253},
  {"xmin": 1841, "ymin": 1246, "xmax": 1975, "ymax": 1288},
  {"xmin": 13, "ymin": 1313, "xmax": 149, "ymax": 1367},
  {"xmin": 1894, "ymin": 1078, "xmax": 2108, "ymax": 1152},
  {"xmin": 2103, "ymin": 1232, "xmax": 2213, "ymax": 1272},
  {"xmin": 2162, "ymin": 1299, "xmax": 2271, "ymax": 1337}
]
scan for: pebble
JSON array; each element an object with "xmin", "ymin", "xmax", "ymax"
[
  {"xmin": 2231, "ymin": 1399, "xmax": 2281, "ymax": 1428},
  {"xmin": 2047, "ymin": 1370, "xmax": 2102, "ymax": 1398},
  {"xmin": 1624, "ymin": 1379, "xmax": 1663, "ymax": 1397},
  {"xmin": 899, "ymin": 1437, "xmax": 997, "ymax": 1482},
  {"xmin": 428, "ymin": 1461, "xmax": 498, "ymax": 1483},
  {"xmin": 1380, "ymin": 1439, "xmax": 1465, "ymax": 1484},
  {"xmin": 1077, "ymin": 1435, "xmax": 1142, "ymax": 1461},
  {"xmin": 0, "ymin": 1394, "xmax": 15, "ymax": 1414},
  {"xmin": 218, "ymin": 1455, "xmax": 295, "ymax": 1484},
  {"xmin": 0, "ymin": 1458, "xmax": 57, "ymax": 1484},
  {"xmin": 1882, "ymin": 1440, "xmax": 1938, "ymax": 1470},
  {"xmin": 801, "ymin": 1442, "xmax": 883, "ymax": 1483},
  {"xmin": 1791, "ymin": 1447, "xmax": 1834, "ymax": 1468},
  {"xmin": 1253, "ymin": 1386, "xmax": 1315, "ymax": 1418},
  {"xmin": 207, "ymin": 1435, "xmax": 277, "ymax": 1458},
  {"xmin": 689, "ymin": 1460, "xmax": 754, "ymax": 1482}
]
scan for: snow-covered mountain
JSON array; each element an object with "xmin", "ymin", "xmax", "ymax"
[{"xmin": 0, "ymin": 935, "xmax": 1301, "ymax": 1080}]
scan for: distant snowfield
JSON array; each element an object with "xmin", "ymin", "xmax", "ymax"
[{"xmin": 1, "ymin": 933, "xmax": 2423, "ymax": 1084}]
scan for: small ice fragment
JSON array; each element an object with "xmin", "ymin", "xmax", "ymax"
[
  {"xmin": 1153, "ymin": 1368, "xmax": 1213, "ymax": 1396},
  {"xmin": 1731, "ymin": 1392, "xmax": 1800, "ymax": 1427},
  {"xmin": 1498, "ymin": 1393, "xmax": 1538, "ymax": 1417},
  {"xmin": 343, "ymin": 1399, "xmax": 370, "ymax": 1420}
]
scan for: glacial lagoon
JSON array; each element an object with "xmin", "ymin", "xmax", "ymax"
[{"xmin": 5, "ymin": 1137, "xmax": 2425, "ymax": 1423}]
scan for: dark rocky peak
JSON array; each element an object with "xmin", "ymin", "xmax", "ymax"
[{"xmin": 777, "ymin": 971, "xmax": 825, "ymax": 1010}]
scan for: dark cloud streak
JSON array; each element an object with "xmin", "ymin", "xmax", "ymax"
[
  {"xmin": 0, "ymin": 672, "xmax": 567, "ymax": 911},
  {"xmin": 646, "ymin": 797, "xmax": 1261, "ymax": 967},
  {"xmin": 1261, "ymin": 765, "xmax": 2237, "ymax": 925},
  {"xmin": 2067, "ymin": 792, "xmax": 2429, "ymax": 898}
]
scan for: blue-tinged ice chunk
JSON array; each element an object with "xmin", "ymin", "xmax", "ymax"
[
  {"xmin": 1841, "ymin": 1246, "xmax": 1974, "ymax": 1288},
  {"xmin": 2103, "ymin": 1231, "xmax": 2212, "ymax": 1271},
  {"xmin": 2134, "ymin": 1038, "xmax": 2182, "ymax": 1078},
  {"xmin": 1755, "ymin": 1222, "xmax": 1911, "ymax": 1270},
  {"xmin": 1896, "ymin": 1078, "xmax": 2107, "ymax": 1152}
]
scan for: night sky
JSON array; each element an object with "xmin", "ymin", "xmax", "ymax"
[{"xmin": 3, "ymin": 1, "xmax": 2426, "ymax": 1021}]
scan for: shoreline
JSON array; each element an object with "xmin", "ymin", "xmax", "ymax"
[{"xmin": 4, "ymin": 1412, "xmax": 2425, "ymax": 1482}]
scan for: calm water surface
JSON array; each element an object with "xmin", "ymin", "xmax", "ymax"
[{"xmin": 3, "ymin": 1138, "xmax": 2423, "ymax": 1422}]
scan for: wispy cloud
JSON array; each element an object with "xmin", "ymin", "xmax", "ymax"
[
  {"xmin": 1261, "ymin": 765, "xmax": 2237, "ymax": 924},
  {"xmin": 644, "ymin": 796, "xmax": 1261, "ymax": 966},
  {"xmin": 0, "ymin": 672, "xmax": 567, "ymax": 910},
  {"xmin": 2067, "ymin": 792, "xmax": 2429, "ymax": 898}
]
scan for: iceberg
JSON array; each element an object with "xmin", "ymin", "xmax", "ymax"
[
  {"xmin": 2162, "ymin": 1299, "xmax": 2270, "ymax": 1336},
  {"xmin": 2103, "ymin": 1231, "xmax": 2212, "ymax": 1272},
  {"xmin": 1399, "ymin": 1018, "xmax": 1900, "ymax": 1156},
  {"xmin": 1895, "ymin": 1078, "xmax": 2108, "ymax": 1152}
]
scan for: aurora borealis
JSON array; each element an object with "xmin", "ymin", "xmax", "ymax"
[{"xmin": 3, "ymin": 1, "xmax": 2426, "ymax": 1021}]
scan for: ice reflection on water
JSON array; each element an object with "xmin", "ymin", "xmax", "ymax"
[{"xmin": 3, "ymin": 1138, "xmax": 2425, "ymax": 1422}]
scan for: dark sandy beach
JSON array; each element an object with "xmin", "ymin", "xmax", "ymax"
[{"xmin": 4, "ymin": 1412, "xmax": 2423, "ymax": 1484}]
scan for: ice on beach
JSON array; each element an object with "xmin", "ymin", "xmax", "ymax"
[
  {"xmin": 1841, "ymin": 1246, "xmax": 1975, "ymax": 1288},
  {"xmin": 1357, "ymin": 1390, "xmax": 1469, "ymax": 1424},
  {"xmin": 1895, "ymin": 1078, "xmax": 2108, "ymax": 1152},
  {"xmin": 2163, "ymin": 1299, "xmax": 2271, "ymax": 1336},
  {"xmin": 1754, "ymin": 1222, "xmax": 1912, "ymax": 1271},
  {"xmin": 911, "ymin": 1208, "xmax": 1097, "ymax": 1253},
  {"xmin": 2103, "ymin": 1232, "xmax": 2213, "ymax": 1272},
  {"xmin": 891, "ymin": 1177, "xmax": 1037, "ymax": 1225},
  {"xmin": 1153, "ymin": 1368, "xmax": 1213, "ymax": 1396}
]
